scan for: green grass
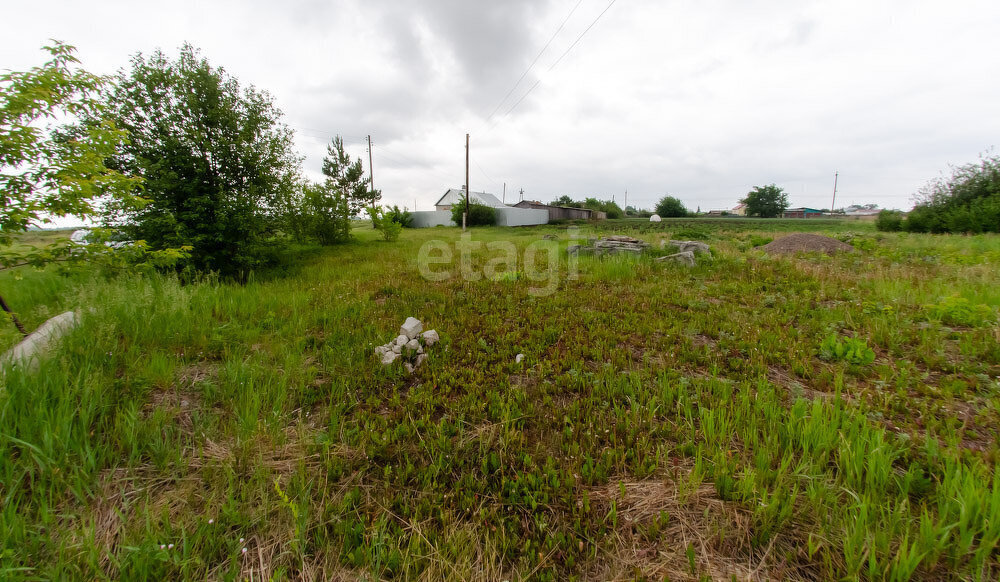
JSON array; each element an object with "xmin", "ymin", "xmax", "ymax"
[{"xmin": 0, "ymin": 219, "xmax": 998, "ymax": 580}]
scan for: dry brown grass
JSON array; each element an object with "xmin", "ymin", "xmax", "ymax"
[{"xmin": 582, "ymin": 475, "xmax": 814, "ymax": 581}]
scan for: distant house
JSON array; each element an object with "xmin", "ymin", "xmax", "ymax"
[
  {"xmin": 731, "ymin": 203, "xmax": 747, "ymax": 216},
  {"xmin": 512, "ymin": 200, "xmax": 605, "ymax": 221},
  {"xmin": 844, "ymin": 206, "xmax": 881, "ymax": 217},
  {"xmin": 783, "ymin": 207, "xmax": 824, "ymax": 219},
  {"xmin": 433, "ymin": 188, "xmax": 506, "ymax": 211}
]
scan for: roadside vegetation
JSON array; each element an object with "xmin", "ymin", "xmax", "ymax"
[{"xmin": 2, "ymin": 219, "xmax": 998, "ymax": 580}]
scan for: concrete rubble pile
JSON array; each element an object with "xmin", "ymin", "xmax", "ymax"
[
  {"xmin": 567, "ymin": 235, "xmax": 649, "ymax": 256},
  {"xmin": 374, "ymin": 317, "xmax": 440, "ymax": 373},
  {"xmin": 656, "ymin": 240, "xmax": 712, "ymax": 267}
]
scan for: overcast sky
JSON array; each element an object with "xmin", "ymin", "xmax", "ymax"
[{"xmin": 5, "ymin": 0, "xmax": 1000, "ymax": 212}]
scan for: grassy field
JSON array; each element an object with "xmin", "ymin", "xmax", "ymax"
[{"xmin": 1, "ymin": 219, "xmax": 998, "ymax": 580}]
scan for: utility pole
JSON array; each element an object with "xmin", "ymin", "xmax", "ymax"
[
  {"xmin": 624, "ymin": 189, "xmax": 628, "ymax": 213},
  {"xmin": 464, "ymin": 133, "xmax": 469, "ymax": 231},
  {"xmin": 503, "ymin": 182, "xmax": 506, "ymax": 204},
  {"xmin": 830, "ymin": 171, "xmax": 839, "ymax": 214},
  {"xmin": 367, "ymin": 135, "xmax": 375, "ymax": 193}
]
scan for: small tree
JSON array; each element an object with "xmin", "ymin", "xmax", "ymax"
[
  {"xmin": 551, "ymin": 195, "xmax": 576, "ymax": 207},
  {"xmin": 323, "ymin": 136, "xmax": 379, "ymax": 217},
  {"xmin": 299, "ymin": 181, "xmax": 349, "ymax": 245},
  {"xmin": 367, "ymin": 206, "xmax": 402, "ymax": 241},
  {"xmin": 655, "ymin": 196, "xmax": 688, "ymax": 217},
  {"xmin": 741, "ymin": 184, "xmax": 789, "ymax": 218}
]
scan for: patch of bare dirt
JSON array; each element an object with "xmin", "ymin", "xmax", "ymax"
[{"xmin": 758, "ymin": 234, "xmax": 855, "ymax": 255}]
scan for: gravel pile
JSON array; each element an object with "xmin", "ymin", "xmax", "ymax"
[{"xmin": 758, "ymin": 233, "xmax": 855, "ymax": 255}]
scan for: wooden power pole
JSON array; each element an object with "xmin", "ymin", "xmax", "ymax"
[
  {"xmin": 830, "ymin": 171, "xmax": 839, "ymax": 213},
  {"xmin": 464, "ymin": 133, "xmax": 470, "ymax": 231},
  {"xmin": 367, "ymin": 135, "xmax": 375, "ymax": 193}
]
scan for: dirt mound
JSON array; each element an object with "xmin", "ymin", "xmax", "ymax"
[{"xmin": 757, "ymin": 233, "xmax": 855, "ymax": 255}]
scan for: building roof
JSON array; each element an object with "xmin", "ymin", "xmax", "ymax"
[
  {"xmin": 434, "ymin": 188, "xmax": 507, "ymax": 208},
  {"xmin": 785, "ymin": 207, "xmax": 823, "ymax": 212}
]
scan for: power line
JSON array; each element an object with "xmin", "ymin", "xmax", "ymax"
[
  {"xmin": 491, "ymin": 0, "xmax": 619, "ymax": 127},
  {"xmin": 483, "ymin": 0, "xmax": 585, "ymax": 125}
]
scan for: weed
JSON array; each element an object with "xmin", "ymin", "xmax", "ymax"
[
  {"xmin": 819, "ymin": 334, "xmax": 876, "ymax": 365},
  {"xmin": 924, "ymin": 295, "xmax": 996, "ymax": 327}
]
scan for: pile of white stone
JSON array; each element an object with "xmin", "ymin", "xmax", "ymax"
[{"xmin": 374, "ymin": 317, "xmax": 439, "ymax": 373}]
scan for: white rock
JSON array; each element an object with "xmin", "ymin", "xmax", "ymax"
[
  {"xmin": 381, "ymin": 351, "xmax": 400, "ymax": 365},
  {"xmin": 422, "ymin": 329, "xmax": 439, "ymax": 346},
  {"xmin": 649, "ymin": 214, "xmax": 661, "ymax": 222},
  {"xmin": 400, "ymin": 317, "xmax": 423, "ymax": 339},
  {"xmin": 405, "ymin": 338, "xmax": 420, "ymax": 352},
  {"xmin": 392, "ymin": 344, "xmax": 402, "ymax": 354},
  {"xmin": 415, "ymin": 353, "xmax": 428, "ymax": 367},
  {"xmin": 375, "ymin": 345, "xmax": 387, "ymax": 357},
  {"xmin": 404, "ymin": 362, "xmax": 415, "ymax": 374},
  {"xmin": 515, "ymin": 353, "xmax": 525, "ymax": 364},
  {"xmin": 395, "ymin": 335, "xmax": 408, "ymax": 347}
]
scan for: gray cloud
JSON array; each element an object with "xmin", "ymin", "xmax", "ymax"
[{"xmin": 4, "ymin": 0, "xmax": 1000, "ymax": 212}]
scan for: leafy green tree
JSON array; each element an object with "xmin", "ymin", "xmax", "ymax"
[
  {"xmin": 1, "ymin": 42, "xmax": 141, "ymax": 242},
  {"xmin": 583, "ymin": 198, "xmax": 623, "ymax": 219},
  {"xmin": 1, "ymin": 42, "xmax": 143, "ymax": 333},
  {"xmin": 741, "ymin": 184, "xmax": 789, "ymax": 218},
  {"xmin": 551, "ymin": 195, "xmax": 576, "ymax": 207},
  {"xmin": 655, "ymin": 195, "xmax": 688, "ymax": 217},
  {"xmin": 101, "ymin": 44, "xmax": 302, "ymax": 277}
]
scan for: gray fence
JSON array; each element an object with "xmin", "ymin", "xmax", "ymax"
[
  {"xmin": 494, "ymin": 207, "xmax": 549, "ymax": 227},
  {"xmin": 410, "ymin": 208, "xmax": 548, "ymax": 228},
  {"xmin": 410, "ymin": 210, "xmax": 456, "ymax": 228}
]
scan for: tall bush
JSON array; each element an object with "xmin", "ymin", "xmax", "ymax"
[
  {"xmin": 904, "ymin": 153, "xmax": 1000, "ymax": 233},
  {"xmin": 875, "ymin": 210, "xmax": 904, "ymax": 232},
  {"xmin": 451, "ymin": 200, "xmax": 496, "ymax": 226}
]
